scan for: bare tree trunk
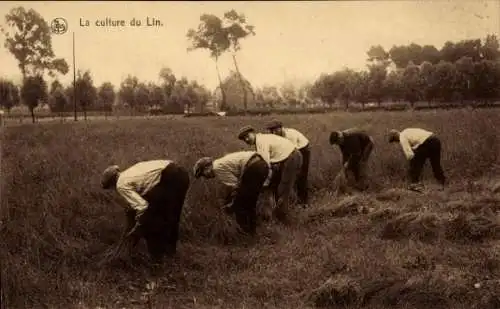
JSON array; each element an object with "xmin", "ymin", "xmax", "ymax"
[
  {"xmin": 232, "ymin": 54, "xmax": 248, "ymax": 111},
  {"xmin": 30, "ymin": 108, "xmax": 35, "ymax": 123},
  {"xmin": 214, "ymin": 58, "xmax": 227, "ymax": 111}
]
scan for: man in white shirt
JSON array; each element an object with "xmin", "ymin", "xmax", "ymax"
[
  {"xmin": 238, "ymin": 125, "xmax": 303, "ymax": 224},
  {"xmin": 193, "ymin": 151, "xmax": 270, "ymax": 236},
  {"xmin": 388, "ymin": 128, "xmax": 446, "ymax": 190},
  {"xmin": 266, "ymin": 119, "xmax": 311, "ymax": 206},
  {"xmin": 101, "ymin": 160, "xmax": 190, "ymax": 263}
]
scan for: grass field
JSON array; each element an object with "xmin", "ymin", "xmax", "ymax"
[{"xmin": 2, "ymin": 109, "xmax": 500, "ymax": 309}]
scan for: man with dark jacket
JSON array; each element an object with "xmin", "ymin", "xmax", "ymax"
[
  {"xmin": 266, "ymin": 119, "xmax": 311, "ymax": 206},
  {"xmin": 238, "ymin": 125, "xmax": 302, "ymax": 224},
  {"xmin": 388, "ymin": 128, "xmax": 446, "ymax": 191},
  {"xmin": 101, "ymin": 160, "xmax": 190, "ymax": 264},
  {"xmin": 193, "ymin": 151, "xmax": 270, "ymax": 236},
  {"xmin": 329, "ymin": 128, "xmax": 374, "ymax": 190}
]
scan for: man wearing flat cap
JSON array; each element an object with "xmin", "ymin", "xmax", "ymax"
[
  {"xmin": 238, "ymin": 125, "xmax": 302, "ymax": 223},
  {"xmin": 388, "ymin": 128, "xmax": 446, "ymax": 191},
  {"xmin": 329, "ymin": 128, "xmax": 374, "ymax": 191},
  {"xmin": 193, "ymin": 151, "xmax": 270, "ymax": 235},
  {"xmin": 266, "ymin": 119, "xmax": 311, "ymax": 206},
  {"xmin": 101, "ymin": 159, "xmax": 190, "ymax": 264}
]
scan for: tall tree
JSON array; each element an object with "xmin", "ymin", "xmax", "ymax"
[
  {"xmin": 1, "ymin": 7, "xmax": 69, "ymax": 80},
  {"xmin": 187, "ymin": 14, "xmax": 230, "ymax": 109},
  {"xmin": 21, "ymin": 74, "xmax": 47, "ymax": 123},
  {"xmin": 48, "ymin": 79, "xmax": 66, "ymax": 115},
  {"xmin": 280, "ymin": 82, "xmax": 299, "ymax": 108},
  {"xmin": 158, "ymin": 67, "xmax": 176, "ymax": 106},
  {"xmin": 432, "ymin": 61, "xmax": 457, "ymax": 103},
  {"xmin": 260, "ymin": 85, "xmax": 282, "ymax": 108},
  {"xmin": 419, "ymin": 61, "xmax": 437, "ymax": 106},
  {"xmin": 0, "ymin": 79, "xmax": 20, "ymax": 113},
  {"xmin": 147, "ymin": 82, "xmax": 165, "ymax": 113},
  {"xmin": 454, "ymin": 57, "xmax": 475, "ymax": 105},
  {"xmin": 310, "ymin": 73, "xmax": 339, "ymax": 106},
  {"xmin": 351, "ymin": 71, "xmax": 370, "ymax": 109},
  {"xmin": 223, "ymin": 9, "xmax": 255, "ymax": 111},
  {"xmin": 384, "ymin": 69, "xmax": 404, "ymax": 103},
  {"xmin": 97, "ymin": 82, "xmax": 115, "ymax": 118},
  {"xmin": 366, "ymin": 45, "xmax": 390, "ymax": 107},
  {"xmin": 401, "ymin": 64, "xmax": 421, "ymax": 108},
  {"xmin": 134, "ymin": 82, "xmax": 150, "ymax": 112},
  {"xmin": 481, "ymin": 34, "xmax": 500, "ymax": 61},
  {"xmin": 74, "ymin": 70, "xmax": 97, "ymax": 120},
  {"xmin": 118, "ymin": 75, "xmax": 139, "ymax": 114}
]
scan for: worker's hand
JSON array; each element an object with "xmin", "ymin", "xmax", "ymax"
[{"xmin": 407, "ymin": 153, "xmax": 414, "ymax": 161}]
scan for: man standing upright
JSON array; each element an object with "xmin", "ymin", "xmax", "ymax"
[
  {"xmin": 238, "ymin": 125, "xmax": 302, "ymax": 224},
  {"xmin": 101, "ymin": 159, "xmax": 190, "ymax": 264},
  {"xmin": 329, "ymin": 128, "xmax": 374, "ymax": 190},
  {"xmin": 388, "ymin": 128, "xmax": 446, "ymax": 191},
  {"xmin": 266, "ymin": 119, "xmax": 310, "ymax": 206},
  {"xmin": 193, "ymin": 151, "xmax": 270, "ymax": 236}
]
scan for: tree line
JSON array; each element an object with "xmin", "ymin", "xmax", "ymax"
[
  {"xmin": 309, "ymin": 36, "xmax": 500, "ymax": 109},
  {"xmin": 1, "ymin": 6, "xmax": 499, "ymax": 123}
]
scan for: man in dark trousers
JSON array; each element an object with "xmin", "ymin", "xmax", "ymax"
[
  {"xmin": 266, "ymin": 119, "xmax": 311, "ymax": 206},
  {"xmin": 193, "ymin": 151, "xmax": 270, "ymax": 236},
  {"xmin": 101, "ymin": 159, "xmax": 190, "ymax": 264},
  {"xmin": 238, "ymin": 125, "xmax": 302, "ymax": 224},
  {"xmin": 329, "ymin": 128, "xmax": 374, "ymax": 190},
  {"xmin": 388, "ymin": 128, "xmax": 446, "ymax": 191}
]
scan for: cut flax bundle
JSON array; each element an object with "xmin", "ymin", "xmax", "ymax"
[
  {"xmin": 97, "ymin": 228, "xmax": 137, "ymax": 266},
  {"xmin": 333, "ymin": 161, "xmax": 351, "ymax": 197}
]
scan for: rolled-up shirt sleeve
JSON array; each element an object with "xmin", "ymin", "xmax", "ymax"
[{"xmin": 116, "ymin": 183, "xmax": 149, "ymax": 211}]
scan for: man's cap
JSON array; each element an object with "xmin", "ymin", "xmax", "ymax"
[
  {"xmin": 265, "ymin": 119, "xmax": 283, "ymax": 131},
  {"xmin": 388, "ymin": 129, "xmax": 400, "ymax": 143},
  {"xmin": 193, "ymin": 157, "xmax": 213, "ymax": 178},
  {"xmin": 329, "ymin": 131, "xmax": 341, "ymax": 145},
  {"xmin": 101, "ymin": 165, "xmax": 120, "ymax": 189},
  {"xmin": 238, "ymin": 125, "xmax": 255, "ymax": 140}
]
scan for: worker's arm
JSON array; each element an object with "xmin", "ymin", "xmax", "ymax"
[
  {"xmin": 399, "ymin": 136, "xmax": 414, "ymax": 160},
  {"xmin": 116, "ymin": 183, "xmax": 149, "ymax": 212}
]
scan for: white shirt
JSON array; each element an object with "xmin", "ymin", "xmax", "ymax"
[
  {"xmin": 255, "ymin": 133, "xmax": 296, "ymax": 165},
  {"xmin": 213, "ymin": 151, "xmax": 268, "ymax": 188},
  {"xmin": 116, "ymin": 160, "xmax": 172, "ymax": 211},
  {"xmin": 399, "ymin": 128, "xmax": 434, "ymax": 160},
  {"xmin": 283, "ymin": 128, "xmax": 309, "ymax": 149}
]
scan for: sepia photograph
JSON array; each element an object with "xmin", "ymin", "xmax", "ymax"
[{"xmin": 1, "ymin": 1, "xmax": 500, "ymax": 308}]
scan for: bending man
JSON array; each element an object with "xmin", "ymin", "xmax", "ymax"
[
  {"xmin": 101, "ymin": 159, "xmax": 190, "ymax": 264},
  {"xmin": 329, "ymin": 128, "xmax": 374, "ymax": 190},
  {"xmin": 388, "ymin": 128, "xmax": 446, "ymax": 191},
  {"xmin": 238, "ymin": 125, "xmax": 302, "ymax": 223},
  {"xmin": 266, "ymin": 119, "xmax": 311, "ymax": 206},
  {"xmin": 193, "ymin": 151, "xmax": 270, "ymax": 236}
]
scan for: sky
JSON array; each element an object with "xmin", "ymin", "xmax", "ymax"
[{"xmin": 0, "ymin": 1, "xmax": 498, "ymax": 91}]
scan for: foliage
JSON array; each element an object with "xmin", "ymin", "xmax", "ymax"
[
  {"xmin": 1, "ymin": 6, "xmax": 69, "ymax": 78},
  {"xmin": 20, "ymin": 74, "xmax": 47, "ymax": 122},
  {"xmin": 0, "ymin": 78, "xmax": 20, "ymax": 112},
  {"xmin": 48, "ymin": 79, "xmax": 67, "ymax": 114},
  {"xmin": 74, "ymin": 70, "xmax": 97, "ymax": 119},
  {"xmin": 97, "ymin": 82, "xmax": 115, "ymax": 113}
]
